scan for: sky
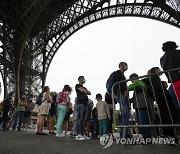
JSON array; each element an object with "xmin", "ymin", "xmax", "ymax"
[
  {"xmin": 45, "ymin": 17, "xmax": 180, "ymax": 105},
  {"xmin": 0, "ymin": 17, "xmax": 180, "ymax": 104}
]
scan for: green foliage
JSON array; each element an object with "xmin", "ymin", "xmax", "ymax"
[
  {"xmin": 50, "ymin": 91, "xmax": 57, "ymax": 96},
  {"xmin": 115, "ymin": 109, "xmax": 120, "ymax": 125}
]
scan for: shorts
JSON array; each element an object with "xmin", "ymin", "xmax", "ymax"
[{"xmin": 49, "ymin": 109, "xmax": 56, "ymax": 117}]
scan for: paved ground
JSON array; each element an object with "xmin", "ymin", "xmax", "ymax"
[{"xmin": 0, "ymin": 130, "xmax": 180, "ymax": 154}]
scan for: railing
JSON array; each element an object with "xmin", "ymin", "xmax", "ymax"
[{"xmin": 111, "ymin": 67, "xmax": 180, "ymax": 139}]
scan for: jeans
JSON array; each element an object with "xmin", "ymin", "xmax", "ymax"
[
  {"xmin": 0, "ymin": 110, "xmax": 9, "ymax": 130},
  {"xmin": 99, "ymin": 118, "xmax": 108, "ymax": 136},
  {"xmin": 12, "ymin": 111, "xmax": 25, "ymax": 130},
  {"xmin": 56, "ymin": 105, "xmax": 67, "ymax": 135},
  {"xmin": 76, "ymin": 104, "xmax": 86, "ymax": 135},
  {"xmin": 135, "ymin": 108, "xmax": 151, "ymax": 138},
  {"xmin": 116, "ymin": 94, "xmax": 130, "ymax": 138}
]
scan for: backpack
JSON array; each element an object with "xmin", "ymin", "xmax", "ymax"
[
  {"xmin": 106, "ymin": 71, "xmax": 116, "ymax": 93},
  {"xmin": 35, "ymin": 92, "xmax": 44, "ymax": 106},
  {"xmin": 56, "ymin": 92, "xmax": 64, "ymax": 104}
]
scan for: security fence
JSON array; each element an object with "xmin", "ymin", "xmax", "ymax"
[{"xmin": 112, "ymin": 67, "xmax": 180, "ymax": 139}]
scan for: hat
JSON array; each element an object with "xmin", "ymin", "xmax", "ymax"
[{"xmin": 162, "ymin": 41, "xmax": 178, "ymax": 51}]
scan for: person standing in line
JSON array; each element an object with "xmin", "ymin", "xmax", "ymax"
[
  {"xmin": 113, "ymin": 62, "xmax": 131, "ymax": 138},
  {"xmin": 56, "ymin": 85, "xmax": 72, "ymax": 137},
  {"xmin": 22, "ymin": 98, "xmax": 35, "ymax": 132},
  {"xmin": 36, "ymin": 86, "xmax": 52, "ymax": 135},
  {"xmin": 12, "ymin": 95, "xmax": 27, "ymax": 131},
  {"xmin": 149, "ymin": 67, "xmax": 178, "ymax": 139},
  {"xmin": 96, "ymin": 93, "xmax": 111, "ymax": 137},
  {"xmin": 128, "ymin": 73, "xmax": 153, "ymax": 139},
  {"xmin": 48, "ymin": 94, "xmax": 57, "ymax": 135},
  {"xmin": 0, "ymin": 92, "xmax": 13, "ymax": 131},
  {"xmin": 75, "ymin": 76, "xmax": 91, "ymax": 140},
  {"xmin": 160, "ymin": 41, "xmax": 180, "ymax": 114}
]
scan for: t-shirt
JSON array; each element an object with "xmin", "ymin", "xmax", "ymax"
[
  {"xmin": 75, "ymin": 84, "xmax": 88, "ymax": 105},
  {"xmin": 16, "ymin": 100, "xmax": 26, "ymax": 112}
]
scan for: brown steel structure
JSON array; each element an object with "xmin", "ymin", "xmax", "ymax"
[{"xmin": 0, "ymin": 0, "xmax": 180, "ymax": 103}]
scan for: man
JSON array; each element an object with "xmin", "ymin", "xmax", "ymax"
[
  {"xmin": 12, "ymin": 95, "xmax": 27, "ymax": 131},
  {"xmin": 0, "ymin": 92, "xmax": 13, "ymax": 131},
  {"xmin": 75, "ymin": 76, "xmax": 91, "ymax": 140},
  {"xmin": 113, "ymin": 62, "xmax": 131, "ymax": 138},
  {"xmin": 160, "ymin": 41, "xmax": 180, "ymax": 113}
]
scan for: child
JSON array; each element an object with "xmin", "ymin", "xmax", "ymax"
[
  {"xmin": 128, "ymin": 73, "xmax": 152, "ymax": 138},
  {"xmin": 96, "ymin": 93, "xmax": 111, "ymax": 137}
]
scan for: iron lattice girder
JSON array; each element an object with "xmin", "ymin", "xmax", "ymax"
[
  {"xmin": 45, "ymin": 0, "xmax": 180, "ymax": 42},
  {"xmin": 0, "ymin": 0, "xmax": 180, "ymax": 98},
  {"xmin": 40, "ymin": 1, "xmax": 180, "ymax": 77},
  {"xmin": 0, "ymin": 0, "xmax": 54, "ymax": 98}
]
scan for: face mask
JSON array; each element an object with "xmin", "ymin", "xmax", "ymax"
[
  {"xmin": 81, "ymin": 79, "xmax": 86, "ymax": 84},
  {"xmin": 123, "ymin": 66, "xmax": 128, "ymax": 71}
]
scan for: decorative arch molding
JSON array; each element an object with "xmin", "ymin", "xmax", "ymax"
[
  {"xmin": 44, "ymin": 2, "xmax": 180, "ymax": 77},
  {"xmin": 1, "ymin": 0, "xmax": 180, "ymax": 98}
]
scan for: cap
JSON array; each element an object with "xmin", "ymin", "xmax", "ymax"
[{"xmin": 162, "ymin": 41, "xmax": 178, "ymax": 51}]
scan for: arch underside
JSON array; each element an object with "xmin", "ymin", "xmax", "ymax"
[
  {"xmin": 1, "ymin": 0, "xmax": 180, "ymax": 97},
  {"xmin": 45, "ymin": 3, "xmax": 180, "ymax": 74}
]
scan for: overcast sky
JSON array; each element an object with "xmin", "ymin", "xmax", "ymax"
[
  {"xmin": 45, "ymin": 17, "xmax": 180, "ymax": 105},
  {"xmin": 0, "ymin": 17, "xmax": 179, "ymax": 103}
]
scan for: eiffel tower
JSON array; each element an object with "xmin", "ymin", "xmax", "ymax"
[{"xmin": 0, "ymin": 0, "xmax": 180, "ymax": 103}]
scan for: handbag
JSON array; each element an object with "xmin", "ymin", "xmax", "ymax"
[{"xmin": 32, "ymin": 104, "xmax": 39, "ymax": 113}]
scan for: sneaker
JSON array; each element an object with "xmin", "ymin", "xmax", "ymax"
[
  {"xmin": 75, "ymin": 134, "xmax": 85, "ymax": 141},
  {"xmin": 40, "ymin": 132, "xmax": 48, "ymax": 135},
  {"xmin": 35, "ymin": 132, "xmax": 41, "ymax": 135},
  {"xmin": 62, "ymin": 131, "xmax": 66, "ymax": 136},
  {"xmin": 89, "ymin": 132, "xmax": 92, "ymax": 138},
  {"xmin": 56, "ymin": 133, "xmax": 65, "ymax": 137},
  {"xmin": 83, "ymin": 134, "xmax": 91, "ymax": 140}
]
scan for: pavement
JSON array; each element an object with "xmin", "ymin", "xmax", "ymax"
[{"xmin": 0, "ymin": 129, "xmax": 180, "ymax": 154}]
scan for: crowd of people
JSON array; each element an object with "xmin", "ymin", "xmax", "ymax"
[
  {"xmin": 112, "ymin": 41, "xmax": 180, "ymax": 143},
  {"xmin": 0, "ymin": 41, "xmax": 180, "ymax": 144}
]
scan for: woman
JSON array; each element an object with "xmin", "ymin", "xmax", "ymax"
[
  {"xmin": 36, "ymin": 86, "xmax": 52, "ymax": 135},
  {"xmin": 12, "ymin": 95, "xmax": 27, "ymax": 131},
  {"xmin": 56, "ymin": 85, "xmax": 72, "ymax": 137},
  {"xmin": 48, "ymin": 94, "xmax": 57, "ymax": 134}
]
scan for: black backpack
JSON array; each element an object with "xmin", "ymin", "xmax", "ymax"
[
  {"xmin": 106, "ymin": 71, "xmax": 116, "ymax": 93},
  {"xmin": 35, "ymin": 93, "xmax": 44, "ymax": 106}
]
